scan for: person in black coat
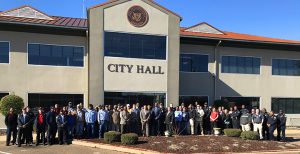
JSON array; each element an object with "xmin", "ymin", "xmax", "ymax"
[
  {"xmin": 277, "ymin": 110, "xmax": 287, "ymax": 141},
  {"xmin": 17, "ymin": 108, "xmax": 31, "ymax": 147},
  {"xmin": 56, "ymin": 110, "xmax": 68, "ymax": 145},
  {"xmin": 25, "ymin": 107, "xmax": 35, "ymax": 145},
  {"xmin": 152, "ymin": 103, "xmax": 162, "ymax": 136},
  {"xmin": 165, "ymin": 107, "xmax": 174, "ymax": 134},
  {"xmin": 35, "ymin": 107, "xmax": 47, "ymax": 146},
  {"xmin": 46, "ymin": 107, "xmax": 57, "ymax": 145},
  {"xmin": 267, "ymin": 111, "xmax": 277, "ymax": 141},
  {"xmin": 5, "ymin": 108, "xmax": 18, "ymax": 146},
  {"xmin": 231, "ymin": 106, "xmax": 241, "ymax": 129}
]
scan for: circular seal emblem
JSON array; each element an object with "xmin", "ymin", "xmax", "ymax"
[{"xmin": 127, "ymin": 6, "xmax": 149, "ymax": 28}]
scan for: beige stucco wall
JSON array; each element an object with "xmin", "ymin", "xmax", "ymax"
[
  {"xmin": 0, "ymin": 31, "xmax": 88, "ymax": 107},
  {"xmin": 89, "ymin": 0, "xmax": 180, "ymax": 106}
]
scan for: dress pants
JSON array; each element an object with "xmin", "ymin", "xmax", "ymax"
[
  {"xmin": 36, "ymin": 127, "xmax": 45, "ymax": 145},
  {"xmin": 141, "ymin": 121, "xmax": 149, "ymax": 137},
  {"xmin": 47, "ymin": 125, "xmax": 56, "ymax": 145},
  {"xmin": 6, "ymin": 127, "xmax": 17, "ymax": 145},
  {"xmin": 57, "ymin": 127, "xmax": 67, "ymax": 144}
]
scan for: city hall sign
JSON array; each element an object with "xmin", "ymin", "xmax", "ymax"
[{"xmin": 107, "ymin": 64, "xmax": 164, "ymax": 74}]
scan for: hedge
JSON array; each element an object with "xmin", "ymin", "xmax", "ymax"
[
  {"xmin": 0, "ymin": 95, "xmax": 24, "ymax": 116},
  {"xmin": 121, "ymin": 133, "xmax": 138, "ymax": 145},
  {"xmin": 104, "ymin": 131, "xmax": 121, "ymax": 143},
  {"xmin": 224, "ymin": 129, "xmax": 242, "ymax": 137},
  {"xmin": 240, "ymin": 131, "xmax": 259, "ymax": 140}
]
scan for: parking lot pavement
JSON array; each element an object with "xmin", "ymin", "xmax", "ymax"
[{"xmin": 0, "ymin": 141, "xmax": 127, "ymax": 154}]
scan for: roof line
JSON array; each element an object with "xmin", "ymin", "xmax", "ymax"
[
  {"xmin": 184, "ymin": 22, "xmax": 224, "ymax": 34},
  {"xmin": 181, "ymin": 34, "xmax": 300, "ymax": 46}
]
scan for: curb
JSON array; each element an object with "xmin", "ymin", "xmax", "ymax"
[{"xmin": 72, "ymin": 140, "xmax": 161, "ymax": 154}]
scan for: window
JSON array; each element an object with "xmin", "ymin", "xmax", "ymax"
[
  {"xmin": 221, "ymin": 97, "xmax": 260, "ymax": 110},
  {"xmin": 28, "ymin": 44, "xmax": 84, "ymax": 67},
  {"xmin": 180, "ymin": 54, "xmax": 208, "ymax": 72},
  {"xmin": 0, "ymin": 93, "xmax": 9, "ymax": 100},
  {"xmin": 272, "ymin": 98, "xmax": 300, "ymax": 114},
  {"xmin": 28, "ymin": 93, "xmax": 83, "ymax": 111},
  {"xmin": 221, "ymin": 56, "xmax": 260, "ymax": 74},
  {"xmin": 104, "ymin": 32, "xmax": 166, "ymax": 60},
  {"xmin": 179, "ymin": 96, "xmax": 209, "ymax": 106},
  {"xmin": 272, "ymin": 59, "xmax": 300, "ymax": 76},
  {"xmin": 104, "ymin": 92, "xmax": 165, "ymax": 106},
  {"xmin": 0, "ymin": 42, "xmax": 9, "ymax": 63}
]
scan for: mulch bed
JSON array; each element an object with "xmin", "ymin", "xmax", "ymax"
[{"xmin": 84, "ymin": 135, "xmax": 300, "ymax": 153}]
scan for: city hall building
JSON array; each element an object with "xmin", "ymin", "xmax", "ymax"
[{"xmin": 0, "ymin": 0, "xmax": 300, "ymax": 127}]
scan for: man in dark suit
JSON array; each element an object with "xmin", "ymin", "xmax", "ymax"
[
  {"xmin": 152, "ymin": 103, "xmax": 162, "ymax": 136},
  {"xmin": 56, "ymin": 111, "xmax": 68, "ymax": 145},
  {"xmin": 5, "ymin": 108, "xmax": 18, "ymax": 146},
  {"xmin": 26, "ymin": 107, "xmax": 35, "ymax": 145},
  {"xmin": 17, "ymin": 108, "xmax": 30, "ymax": 147},
  {"xmin": 165, "ymin": 107, "xmax": 174, "ymax": 134},
  {"xmin": 46, "ymin": 106, "xmax": 57, "ymax": 145},
  {"xmin": 35, "ymin": 107, "xmax": 46, "ymax": 146}
]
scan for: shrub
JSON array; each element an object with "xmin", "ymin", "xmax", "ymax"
[
  {"xmin": 0, "ymin": 95, "xmax": 24, "ymax": 116},
  {"xmin": 121, "ymin": 133, "xmax": 138, "ymax": 145},
  {"xmin": 104, "ymin": 131, "xmax": 121, "ymax": 143},
  {"xmin": 240, "ymin": 131, "xmax": 259, "ymax": 140},
  {"xmin": 224, "ymin": 129, "xmax": 242, "ymax": 137}
]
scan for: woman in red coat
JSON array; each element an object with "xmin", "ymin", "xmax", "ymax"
[{"xmin": 210, "ymin": 107, "xmax": 219, "ymax": 134}]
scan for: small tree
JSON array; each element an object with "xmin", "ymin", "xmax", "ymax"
[{"xmin": 0, "ymin": 95, "xmax": 24, "ymax": 115}]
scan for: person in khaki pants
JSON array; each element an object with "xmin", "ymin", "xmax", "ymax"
[
  {"xmin": 252, "ymin": 109, "xmax": 264, "ymax": 139},
  {"xmin": 120, "ymin": 106, "xmax": 129, "ymax": 134},
  {"xmin": 140, "ymin": 105, "xmax": 151, "ymax": 137}
]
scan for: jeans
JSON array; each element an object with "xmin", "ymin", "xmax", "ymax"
[
  {"xmin": 86, "ymin": 123, "xmax": 95, "ymax": 138},
  {"xmin": 99, "ymin": 120, "xmax": 108, "ymax": 138},
  {"xmin": 277, "ymin": 126, "xmax": 286, "ymax": 141},
  {"xmin": 6, "ymin": 127, "xmax": 17, "ymax": 145},
  {"xmin": 47, "ymin": 125, "xmax": 56, "ymax": 145},
  {"xmin": 76, "ymin": 122, "xmax": 84, "ymax": 137},
  {"xmin": 67, "ymin": 126, "xmax": 75, "ymax": 141},
  {"xmin": 36, "ymin": 127, "xmax": 45, "ymax": 145}
]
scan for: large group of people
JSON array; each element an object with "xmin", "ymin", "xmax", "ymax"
[{"xmin": 4, "ymin": 101, "xmax": 287, "ymax": 147}]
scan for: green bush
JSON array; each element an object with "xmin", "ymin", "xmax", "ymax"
[
  {"xmin": 104, "ymin": 131, "xmax": 121, "ymax": 143},
  {"xmin": 121, "ymin": 133, "xmax": 138, "ymax": 145},
  {"xmin": 224, "ymin": 129, "xmax": 242, "ymax": 137},
  {"xmin": 0, "ymin": 95, "xmax": 24, "ymax": 116},
  {"xmin": 240, "ymin": 131, "xmax": 259, "ymax": 140}
]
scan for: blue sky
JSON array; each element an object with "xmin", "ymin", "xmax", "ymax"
[{"xmin": 1, "ymin": 0, "xmax": 300, "ymax": 41}]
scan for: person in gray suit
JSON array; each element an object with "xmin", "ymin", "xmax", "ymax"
[
  {"xmin": 120, "ymin": 106, "xmax": 129, "ymax": 134},
  {"xmin": 112, "ymin": 107, "xmax": 120, "ymax": 132},
  {"xmin": 165, "ymin": 107, "xmax": 174, "ymax": 134},
  {"xmin": 140, "ymin": 105, "xmax": 151, "ymax": 137}
]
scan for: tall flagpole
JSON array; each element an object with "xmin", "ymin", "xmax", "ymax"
[{"xmin": 82, "ymin": 0, "xmax": 86, "ymax": 18}]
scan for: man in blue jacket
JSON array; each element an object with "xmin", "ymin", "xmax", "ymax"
[
  {"xmin": 98, "ymin": 105, "xmax": 109, "ymax": 138},
  {"xmin": 152, "ymin": 103, "xmax": 162, "ymax": 136},
  {"xmin": 17, "ymin": 108, "xmax": 30, "ymax": 147},
  {"xmin": 56, "ymin": 111, "xmax": 68, "ymax": 145}
]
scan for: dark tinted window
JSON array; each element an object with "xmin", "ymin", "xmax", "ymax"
[
  {"xmin": 0, "ymin": 42, "xmax": 9, "ymax": 63},
  {"xmin": 272, "ymin": 59, "xmax": 300, "ymax": 76},
  {"xmin": 222, "ymin": 56, "xmax": 260, "ymax": 74},
  {"xmin": 0, "ymin": 93, "xmax": 9, "ymax": 100},
  {"xmin": 104, "ymin": 32, "xmax": 166, "ymax": 60},
  {"xmin": 221, "ymin": 97, "xmax": 260, "ymax": 110},
  {"xmin": 28, "ymin": 44, "xmax": 84, "ymax": 67},
  {"xmin": 28, "ymin": 93, "xmax": 83, "ymax": 110},
  {"xmin": 180, "ymin": 54, "xmax": 208, "ymax": 72},
  {"xmin": 272, "ymin": 98, "xmax": 300, "ymax": 114},
  {"xmin": 179, "ymin": 96, "xmax": 209, "ymax": 106}
]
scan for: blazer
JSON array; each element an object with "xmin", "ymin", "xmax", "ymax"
[
  {"xmin": 17, "ymin": 113, "xmax": 31, "ymax": 128},
  {"xmin": 34, "ymin": 113, "xmax": 47, "ymax": 129},
  {"xmin": 56, "ymin": 115, "xmax": 68, "ymax": 128},
  {"xmin": 5, "ymin": 113, "xmax": 18, "ymax": 128},
  {"xmin": 140, "ymin": 109, "xmax": 150, "ymax": 123},
  {"xmin": 112, "ymin": 111, "xmax": 120, "ymax": 124},
  {"xmin": 165, "ymin": 111, "xmax": 174, "ymax": 124},
  {"xmin": 120, "ymin": 110, "xmax": 128, "ymax": 125},
  {"xmin": 46, "ymin": 111, "xmax": 57, "ymax": 126}
]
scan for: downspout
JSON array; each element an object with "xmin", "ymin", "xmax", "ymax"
[{"xmin": 214, "ymin": 40, "xmax": 222, "ymax": 103}]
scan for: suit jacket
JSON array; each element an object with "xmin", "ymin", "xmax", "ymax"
[
  {"xmin": 120, "ymin": 111, "xmax": 129, "ymax": 125},
  {"xmin": 165, "ymin": 111, "xmax": 174, "ymax": 124},
  {"xmin": 46, "ymin": 111, "xmax": 57, "ymax": 126},
  {"xmin": 18, "ymin": 113, "xmax": 31, "ymax": 128},
  {"xmin": 5, "ymin": 113, "xmax": 18, "ymax": 128},
  {"xmin": 56, "ymin": 115, "xmax": 67, "ymax": 128},
  {"xmin": 140, "ymin": 109, "xmax": 150, "ymax": 123},
  {"xmin": 34, "ymin": 113, "xmax": 47, "ymax": 129},
  {"xmin": 112, "ymin": 111, "xmax": 120, "ymax": 124}
]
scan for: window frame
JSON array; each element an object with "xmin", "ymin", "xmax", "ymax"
[
  {"xmin": 0, "ymin": 41, "xmax": 10, "ymax": 64},
  {"xmin": 271, "ymin": 97, "xmax": 300, "ymax": 114},
  {"xmin": 220, "ymin": 96, "xmax": 261, "ymax": 109},
  {"xmin": 221, "ymin": 55, "xmax": 261, "ymax": 75},
  {"xmin": 104, "ymin": 31, "xmax": 168, "ymax": 61},
  {"xmin": 271, "ymin": 58, "xmax": 300, "ymax": 77},
  {"xmin": 179, "ymin": 53, "xmax": 209, "ymax": 73},
  {"xmin": 27, "ymin": 43, "xmax": 85, "ymax": 68}
]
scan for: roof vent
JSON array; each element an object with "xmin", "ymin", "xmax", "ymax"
[
  {"xmin": 0, "ymin": 5, "xmax": 53, "ymax": 20},
  {"xmin": 185, "ymin": 22, "xmax": 224, "ymax": 34}
]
